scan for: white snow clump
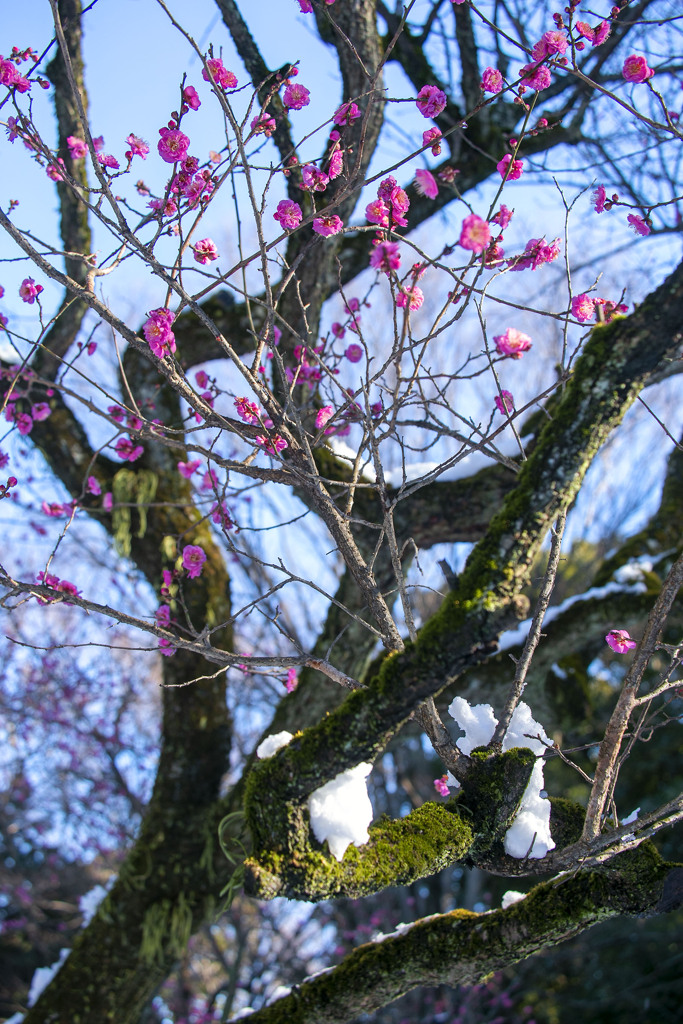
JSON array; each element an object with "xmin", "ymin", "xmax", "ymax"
[
  {"xmin": 308, "ymin": 762, "xmax": 374, "ymax": 861},
  {"xmin": 501, "ymin": 890, "xmax": 526, "ymax": 909},
  {"xmin": 446, "ymin": 698, "xmax": 555, "ymax": 860},
  {"xmin": 256, "ymin": 731, "xmax": 293, "ymax": 759},
  {"xmin": 28, "ymin": 948, "xmax": 70, "ymax": 1007}
]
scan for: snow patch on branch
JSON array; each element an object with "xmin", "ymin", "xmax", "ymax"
[
  {"xmin": 447, "ymin": 699, "xmax": 555, "ymax": 859},
  {"xmin": 308, "ymin": 762, "xmax": 374, "ymax": 860},
  {"xmin": 256, "ymin": 731, "xmax": 293, "ymax": 759}
]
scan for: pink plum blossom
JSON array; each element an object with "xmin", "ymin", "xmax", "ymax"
[
  {"xmin": 250, "ymin": 113, "xmax": 276, "ymax": 136},
  {"xmin": 422, "ymin": 127, "xmax": 442, "ymax": 155},
  {"xmin": 532, "ymin": 30, "xmax": 568, "ymax": 60},
  {"xmin": 497, "ymin": 154, "xmax": 524, "ymax": 180},
  {"xmin": 255, "ymin": 434, "xmax": 288, "ymax": 453},
  {"xmin": 283, "ymin": 83, "xmax": 310, "ymax": 110},
  {"xmin": 628, "ymin": 214, "xmax": 651, "ymax": 236},
  {"xmin": 494, "ymin": 390, "xmax": 515, "ymax": 415},
  {"xmin": 459, "ymin": 214, "xmax": 491, "ymax": 254},
  {"xmin": 67, "ymin": 135, "xmax": 87, "ymax": 159},
  {"xmin": 508, "ymin": 236, "xmax": 561, "ymax": 272},
  {"xmin": 365, "ymin": 198, "xmax": 389, "ymax": 227},
  {"xmin": 177, "ymin": 460, "xmax": 201, "ymax": 478},
  {"xmin": 622, "ymin": 55, "xmax": 654, "ymax": 83},
  {"xmin": 316, "ymin": 406, "xmax": 334, "ymax": 429},
  {"xmin": 143, "ymin": 307, "xmax": 176, "ymax": 359},
  {"xmin": 115, "ymin": 437, "xmax": 144, "ymax": 462},
  {"xmin": 414, "ymin": 168, "xmax": 438, "ymax": 199},
  {"xmin": 285, "ymin": 668, "xmax": 298, "ymax": 693},
  {"xmin": 571, "ymin": 294, "xmax": 596, "ymax": 322},
  {"xmin": 312, "ymin": 215, "xmax": 343, "ymax": 237},
  {"xmin": 235, "ymin": 397, "xmax": 260, "ymax": 424},
  {"xmin": 274, "ymin": 199, "xmax": 303, "ymax": 230},
  {"xmin": 301, "ymin": 164, "xmax": 329, "ymax": 191},
  {"xmin": 434, "ymin": 776, "xmax": 450, "ymax": 797},
  {"xmin": 31, "ymin": 403, "xmax": 51, "ymax": 421},
  {"xmin": 202, "ymin": 58, "xmax": 237, "ymax": 90},
  {"xmin": 592, "ymin": 185, "xmax": 607, "ymax": 213},
  {"xmin": 182, "ymin": 544, "xmax": 207, "ymax": 579},
  {"xmin": 157, "ymin": 128, "xmax": 190, "ymax": 163},
  {"xmin": 98, "ymin": 152, "xmax": 120, "ymax": 171},
  {"xmin": 19, "ymin": 278, "xmax": 43, "ymax": 304},
  {"xmin": 345, "ymin": 344, "xmax": 363, "ymax": 363},
  {"xmin": 193, "ymin": 238, "xmax": 219, "ymax": 264},
  {"xmin": 125, "ymin": 134, "xmax": 149, "ymax": 160},
  {"xmin": 494, "ymin": 328, "xmax": 532, "ymax": 359},
  {"xmin": 520, "ymin": 63, "xmax": 552, "ymax": 91},
  {"xmin": 369, "ymin": 241, "xmax": 401, "ymax": 273},
  {"xmin": 416, "ymin": 85, "xmax": 447, "ymax": 119},
  {"xmin": 605, "ymin": 629, "xmax": 637, "ymax": 653},
  {"xmin": 183, "ymin": 85, "xmax": 201, "ymax": 110},
  {"xmin": 86, "ymin": 476, "xmax": 101, "ymax": 496},
  {"xmin": 492, "ymin": 204, "xmax": 514, "ymax": 228},
  {"xmin": 333, "ymin": 101, "xmax": 361, "ymax": 125},
  {"xmin": 16, "ymin": 413, "xmax": 33, "ymax": 436},
  {"xmin": 396, "ymin": 286, "xmax": 424, "ymax": 311},
  {"xmin": 481, "ymin": 67, "xmax": 503, "ymax": 93},
  {"xmin": 576, "ymin": 21, "xmax": 610, "ymax": 46}
]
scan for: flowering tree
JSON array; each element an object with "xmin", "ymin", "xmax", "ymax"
[{"xmin": 1, "ymin": 0, "xmax": 683, "ymax": 1021}]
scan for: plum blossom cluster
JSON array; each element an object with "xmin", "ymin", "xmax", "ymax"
[
  {"xmin": 507, "ymin": 236, "xmax": 561, "ymax": 272},
  {"xmin": 571, "ymin": 294, "xmax": 628, "ymax": 323},
  {"xmin": 366, "ymin": 176, "xmax": 410, "ymax": 230},
  {"xmin": 605, "ymin": 629, "xmax": 637, "ymax": 653},
  {"xmin": 143, "ymin": 307, "xmax": 176, "ymax": 359},
  {"xmin": 1, "ymin": 363, "xmax": 52, "ymax": 437},
  {"xmin": 494, "ymin": 328, "xmax": 532, "ymax": 359},
  {"xmin": 35, "ymin": 571, "xmax": 81, "ymax": 605}
]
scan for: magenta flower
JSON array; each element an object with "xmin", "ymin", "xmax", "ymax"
[
  {"xmin": 235, "ymin": 397, "xmax": 260, "ymax": 424},
  {"xmin": 416, "ymin": 84, "xmax": 447, "ymax": 118},
  {"xmin": 274, "ymin": 199, "xmax": 303, "ymax": 231},
  {"xmin": 285, "ymin": 668, "xmax": 299, "ymax": 693},
  {"xmin": 628, "ymin": 214, "xmax": 651, "ymax": 236},
  {"xmin": 31, "ymin": 402, "xmax": 51, "ymax": 422},
  {"xmin": 177, "ymin": 459, "xmax": 201, "ymax": 478},
  {"xmin": 459, "ymin": 213, "xmax": 492, "ymax": 254},
  {"xmin": 333, "ymin": 101, "xmax": 361, "ymax": 125},
  {"xmin": 159, "ymin": 638, "xmax": 177, "ymax": 657},
  {"xmin": 622, "ymin": 55, "xmax": 654, "ymax": 83},
  {"xmin": 312, "ymin": 214, "xmax": 343, "ymax": 237},
  {"xmin": 422, "ymin": 126, "xmax": 442, "ymax": 155},
  {"xmin": 571, "ymin": 294, "xmax": 596, "ymax": 322},
  {"xmin": 15, "ymin": 412, "xmax": 33, "ymax": 436},
  {"xmin": 592, "ymin": 185, "xmax": 607, "ymax": 214},
  {"xmin": 481, "ymin": 67, "xmax": 503, "ymax": 93},
  {"xmin": 201, "ymin": 469, "xmax": 217, "ymax": 491},
  {"xmin": 434, "ymin": 776, "xmax": 450, "ymax": 798},
  {"xmin": 143, "ymin": 307, "xmax": 176, "ymax": 359},
  {"xmin": 67, "ymin": 135, "xmax": 87, "ymax": 159},
  {"xmin": 46, "ymin": 159, "xmax": 67, "ymax": 182},
  {"xmin": 316, "ymin": 406, "xmax": 334, "ymax": 429},
  {"xmin": 19, "ymin": 278, "xmax": 43, "ymax": 304},
  {"xmin": 255, "ymin": 434, "xmax": 288, "ymax": 453},
  {"xmin": 497, "ymin": 154, "xmax": 524, "ymax": 180},
  {"xmin": 532, "ymin": 30, "xmax": 568, "ymax": 60},
  {"xmin": 115, "ymin": 437, "xmax": 144, "ymax": 462},
  {"xmin": 345, "ymin": 344, "xmax": 363, "ymax": 363},
  {"xmin": 301, "ymin": 164, "xmax": 329, "ymax": 192},
  {"xmin": 396, "ymin": 286, "xmax": 424, "ymax": 311},
  {"xmin": 182, "ymin": 544, "xmax": 207, "ymax": 579},
  {"xmin": 365, "ymin": 198, "xmax": 389, "ymax": 227},
  {"xmin": 492, "ymin": 204, "xmax": 513, "ymax": 228},
  {"xmin": 520, "ymin": 62, "xmax": 552, "ymax": 91},
  {"xmin": 211, "ymin": 501, "xmax": 233, "ymax": 529},
  {"xmin": 98, "ymin": 152, "xmax": 120, "ymax": 171},
  {"xmin": 576, "ymin": 21, "xmax": 610, "ymax": 45},
  {"xmin": 86, "ymin": 476, "xmax": 101, "ymax": 496},
  {"xmin": 508, "ymin": 236, "xmax": 561, "ymax": 272},
  {"xmin": 250, "ymin": 113, "xmax": 276, "ymax": 136},
  {"xmin": 157, "ymin": 127, "xmax": 190, "ymax": 164},
  {"xmin": 283, "ymin": 83, "xmax": 310, "ymax": 110},
  {"xmin": 202, "ymin": 57, "xmax": 237, "ymax": 90},
  {"xmin": 494, "ymin": 390, "xmax": 514, "ymax": 414},
  {"xmin": 369, "ymin": 241, "xmax": 401, "ymax": 274},
  {"xmin": 605, "ymin": 629, "xmax": 637, "ymax": 653},
  {"xmin": 193, "ymin": 238, "xmax": 219, "ymax": 264},
  {"xmin": 494, "ymin": 328, "xmax": 532, "ymax": 359},
  {"xmin": 125, "ymin": 134, "xmax": 149, "ymax": 160},
  {"xmin": 414, "ymin": 168, "xmax": 438, "ymax": 199},
  {"xmin": 183, "ymin": 85, "xmax": 201, "ymax": 110}
]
